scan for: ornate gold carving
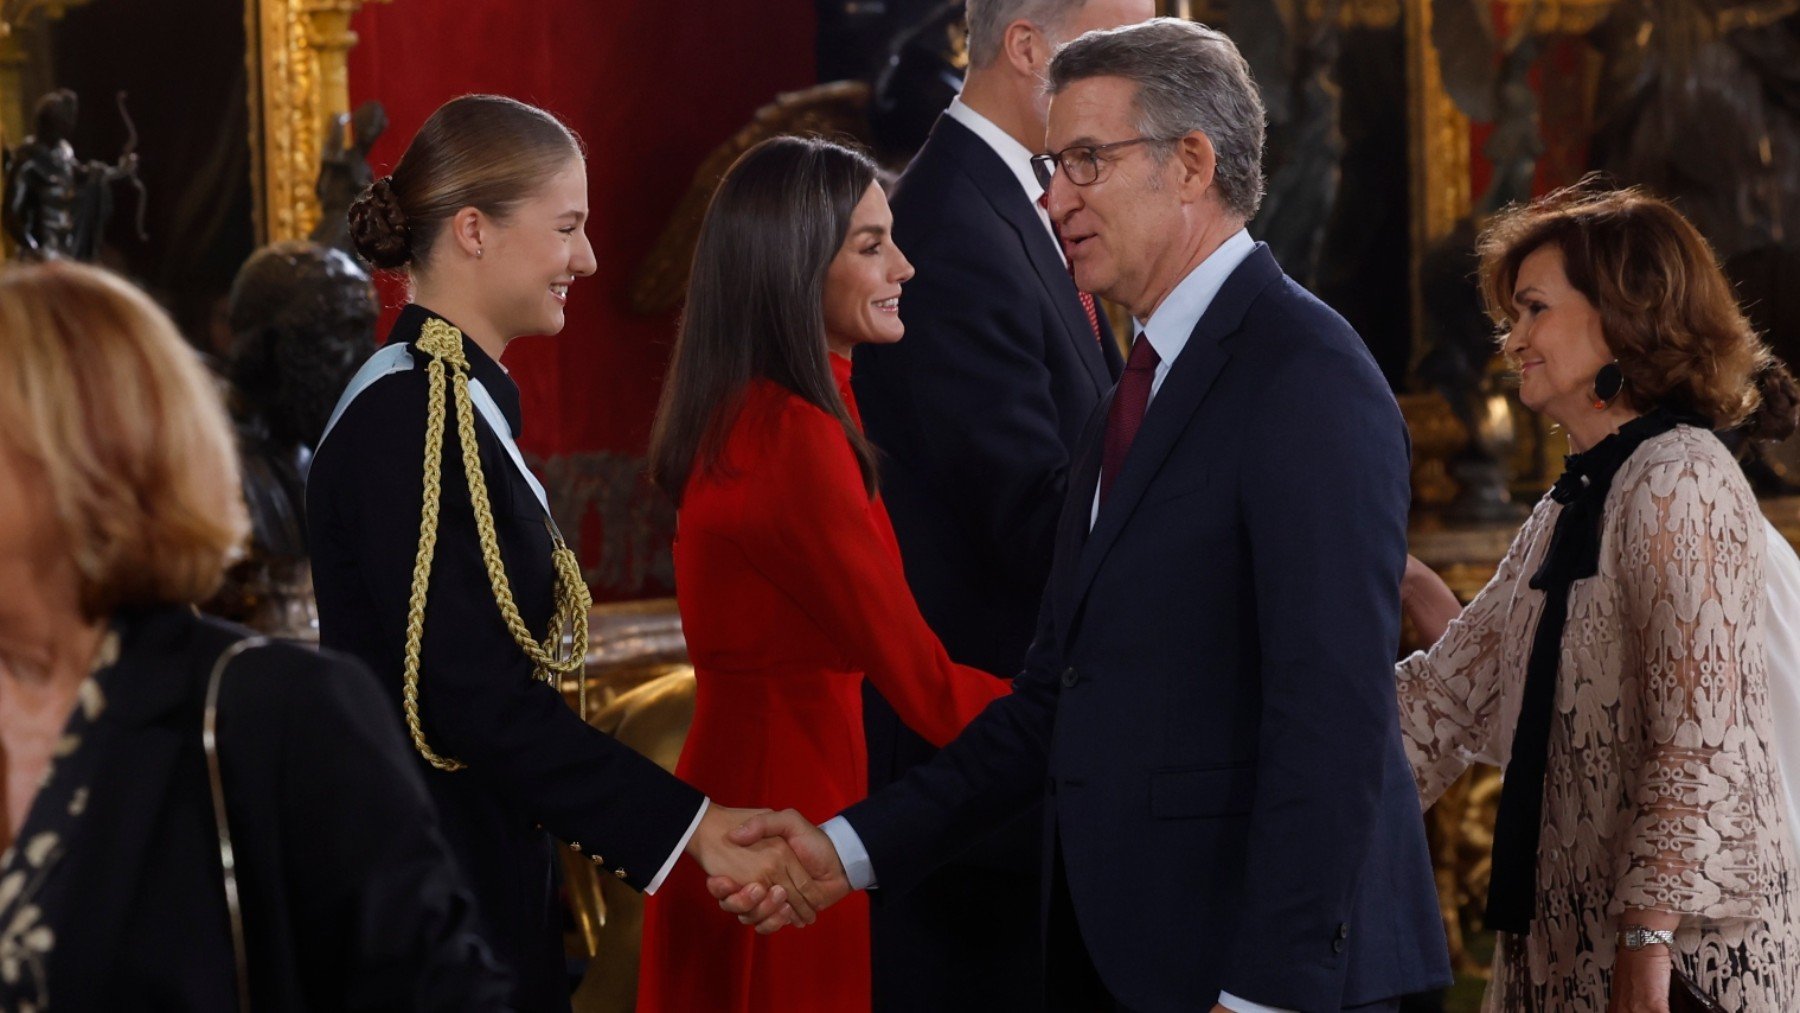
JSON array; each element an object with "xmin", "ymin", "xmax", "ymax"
[
  {"xmin": 247, "ymin": 0, "xmax": 388, "ymax": 245},
  {"xmin": 1426, "ymin": 765, "xmax": 1502, "ymax": 980},
  {"xmin": 1400, "ymin": 392, "xmax": 1467, "ymax": 511},
  {"xmin": 1407, "ymin": 0, "xmax": 1472, "ymax": 247},
  {"xmin": 1406, "ymin": 0, "xmax": 1472, "ymax": 372},
  {"xmin": 1301, "ymin": 0, "xmax": 1403, "ymax": 28},
  {"xmin": 1495, "ymin": 0, "xmax": 1618, "ymax": 35}
]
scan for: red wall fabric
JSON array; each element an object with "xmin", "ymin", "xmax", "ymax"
[{"xmin": 347, "ymin": 1, "xmax": 816, "ymax": 600}]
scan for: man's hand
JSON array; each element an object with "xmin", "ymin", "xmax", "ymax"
[
  {"xmin": 704, "ymin": 809, "xmax": 851, "ymax": 935},
  {"xmin": 683, "ymin": 804, "xmax": 820, "ymax": 926}
]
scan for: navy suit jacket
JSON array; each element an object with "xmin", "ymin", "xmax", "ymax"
[
  {"xmin": 843, "ymin": 246, "xmax": 1452, "ymax": 1012},
  {"xmin": 856, "ymin": 112, "xmax": 1121, "ymax": 680},
  {"xmin": 852, "ymin": 112, "xmax": 1122, "ymax": 1009}
]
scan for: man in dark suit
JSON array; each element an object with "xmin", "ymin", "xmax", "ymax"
[
  {"xmin": 720, "ymin": 18, "xmax": 1451, "ymax": 1012},
  {"xmin": 851, "ymin": 1, "xmax": 1147, "ymax": 1007}
]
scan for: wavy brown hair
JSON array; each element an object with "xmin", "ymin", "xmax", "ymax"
[
  {"xmin": 0, "ymin": 262, "xmax": 248, "ymax": 616},
  {"xmin": 1478, "ymin": 180, "xmax": 1797, "ymax": 437}
]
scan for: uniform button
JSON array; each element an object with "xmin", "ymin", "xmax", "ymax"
[
  {"xmin": 590, "ymin": 854, "xmax": 605, "ymax": 865},
  {"xmin": 569, "ymin": 841, "xmax": 582, "ymax": 852},
  {"xmin": 1332, "ymin": 938, "xmax": 1345, "ymax": 954},
  {"xmin": 1060, "ymin": 666, "xmax": 1079, "ymax": 687},
  {"xmin": 614, "ymin": 868, "xmax": 629, "ymax": 880},
  {"xmin": 1337, "ymin": 923, "xmax": 1349, "ymax": 940}
]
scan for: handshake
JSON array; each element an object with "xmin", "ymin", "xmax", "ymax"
[{"xmin": 685, "ymin": 805, "xmax": 852, "ymax": 933}]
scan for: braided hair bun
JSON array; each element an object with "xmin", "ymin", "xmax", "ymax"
[{"xmin": 348, "ymin": 176, "xmax": 412, "ymax": 269}]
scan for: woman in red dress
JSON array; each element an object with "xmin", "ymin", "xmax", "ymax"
[{"xmin": 636, "ymin": 137, "xmax": 1013, "ymax": 1012}]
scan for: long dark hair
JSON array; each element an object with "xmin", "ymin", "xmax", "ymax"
[{"xmin": 649, "ymin": 136, "xmax": 880, "ymax": 506}]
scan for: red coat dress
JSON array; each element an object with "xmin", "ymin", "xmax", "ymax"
[{"xmin": 636, "ymin": 354, "xmax": 1010, "ymax": 1012}]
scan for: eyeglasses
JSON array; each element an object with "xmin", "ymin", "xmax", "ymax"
[{"xmin": 1030, "ymin": 137, "xmax": 1174, "ymax": 189}]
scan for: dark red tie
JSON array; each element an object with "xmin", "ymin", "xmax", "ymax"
[
  {"xmin": 1039, "ymin": 193, "xmax": 1104, "ymax": 344},
  {"xmin": 1100, "ymin": 335, "xmax": 1160, "ymax": 504}
]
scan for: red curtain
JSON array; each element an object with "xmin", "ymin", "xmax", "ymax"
[{"xmin": 348, "ymin": 1, "xmax": 816, "ymax": 600}]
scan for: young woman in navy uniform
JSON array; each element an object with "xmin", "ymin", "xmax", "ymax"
[{"xmin": 307, "ymin": 95, "xmax": 817, "ymax": 1011}]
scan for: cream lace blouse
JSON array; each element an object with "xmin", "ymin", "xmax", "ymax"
[{"xmin": 1397, "ymin": 426, "xmax": 1800, "ymax": 1011}]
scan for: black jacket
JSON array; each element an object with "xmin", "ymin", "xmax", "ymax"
[
  {"xmin": 47, "ymin": 606, "xmax": 513, "ymax": 1011},
  {"xmin": 307, "ymin": 305, "xmax": 703, "ymax": 1010},
  {"xmin": 851, "ymin": 112, "xmax": 1122, "ymax": 1012}
]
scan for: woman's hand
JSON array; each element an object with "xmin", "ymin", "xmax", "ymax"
[
  {"xmin": 1610, "ymin": 910, "xmax": 1680, "ymax": 1013},
  {"xmin": 1400, "ymin": 554, "xmax": 1462, "ymax": 647},
  {"xmin": 1609, "ymin": 941, "xmax": 1672, "ymax": 1013}
]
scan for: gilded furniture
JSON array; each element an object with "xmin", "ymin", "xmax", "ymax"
[{"xmin": 559, "ymin": 600, "xmax": 695, "ymax": 1013}]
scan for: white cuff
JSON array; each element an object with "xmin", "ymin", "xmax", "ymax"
[
  {"xmin": 820, "ymin": 815, "xmax": 877, "ymax": 890},
  {"xmin": 645, "ymin": 797, "xmax": 709, "ymax": 895},
  {"xmin": 1216, "ymin": 991, "xmax": 1297, "ymax": 1013}
]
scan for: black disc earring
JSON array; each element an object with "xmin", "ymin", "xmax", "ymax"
[{"xmin": 1592, "ymin": 361, "xmax": 1623, "ymax": 409}]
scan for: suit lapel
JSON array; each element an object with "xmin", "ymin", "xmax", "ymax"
[
  {"xmin": 1095, "ymin": 306, "xmax": 1123, "ymax": 377},
  {"xmin": 936, "ymin": 116, "xmax": 1115, "ymax": 391},
  {"xmin": 1051, "ymin": 400, "xmax": 1110, "ymax": 639},
  {"xmin": 1060, "ymin": 247, "xmax": 1284, "ymax": 639}
]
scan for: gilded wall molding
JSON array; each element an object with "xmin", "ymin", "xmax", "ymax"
[
  {"xmin": 1406, "ymin": 0, "xmax": 1471, "ymax": 349},
  {"xmin": 0, "ymin": 1, "xmax": 93, "ymax": 141},
  {"xmin": 247, "ymin": 0, "xmax": 388, "ymax": 245}
]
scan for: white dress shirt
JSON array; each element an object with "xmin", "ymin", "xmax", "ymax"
[
  {"xmin": 1089, "ymin": 227, "xmax": 1256, "ymax": 529},
  {"xmin": 942, "ymin": 96, "xmax": 1065, "ymax": 264}
]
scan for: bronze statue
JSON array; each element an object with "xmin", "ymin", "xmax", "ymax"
[
  {"xmin": 1235, "ymin": 0, "xmax": 1349, "ymax": 288},
  {"xmin": 2, "ymin": 89, "xmax": 144, "ymax": 261},
  {"xmin": 206, "ymin": 240, "xmax": 378, "ymax": 638},
  {"xmin": 312, "ymin": 100, "xmax": 389, "ymax": 255}
]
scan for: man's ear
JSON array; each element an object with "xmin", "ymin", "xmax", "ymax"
[
  {"xmin": 1001, "ymin": 19, "xmax": 1052, "ymax": 77},
  {"xmin": 448, "ymin": 206, "xmax": 485, "ymax": 259},
  {"xmin": 1176, "ymin": 131, "xmax": 1217, "ymax": 203}
]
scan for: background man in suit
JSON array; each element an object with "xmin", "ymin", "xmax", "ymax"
[
  {"xmin": 851, "ymin": 1, "xmax": 1148, "ymax": 1008},
  {"xmin": 719, "ymin": 18, "xmax": 1451, "ymax": 1012}
]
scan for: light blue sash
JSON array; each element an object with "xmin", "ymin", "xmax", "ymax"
[{"xmin": 317, "ymin": 343, "xmax": 558, "ymax": 533}]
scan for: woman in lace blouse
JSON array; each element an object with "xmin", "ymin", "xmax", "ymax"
[{"xmin": 1397, "ymin": 185, "xmax": 1800, "ymax": 1012}]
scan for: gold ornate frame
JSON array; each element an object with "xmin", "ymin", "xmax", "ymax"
[
  {"xmin": 0, "ymin": 0, "xmax": 385, "ymax": 259},
  {"xmin": 247, "ymin": 0, "xmax": 390, "ymax": 245},
  {"xmin": 1405, "ymin": 0, "xmax": 1613, "ymax": 339}
]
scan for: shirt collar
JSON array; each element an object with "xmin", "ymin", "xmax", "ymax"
[
  {"xmin": 944, "ymin": 97, "xmax": 1043, "ymax": 207},
  {"xmin": 392, "ymin": 303, "xmax": 524, "ymax": 438},
  {"xmin": 1134, "ymin": 228, "xmax": 1256, "ymax": 365}
]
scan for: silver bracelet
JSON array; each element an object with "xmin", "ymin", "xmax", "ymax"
[{"xmin": 1619, "ymin": 925, "xmax": 1676, "ymax": 950}]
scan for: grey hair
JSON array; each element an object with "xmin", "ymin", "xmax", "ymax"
[
  {"xmin": 1047, "ymin": 17, "xmax": 1267, "ymax": 220},
  {"xmin": 966, "ymin": 0, "xmax": 1092, "ymax": 67}
]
